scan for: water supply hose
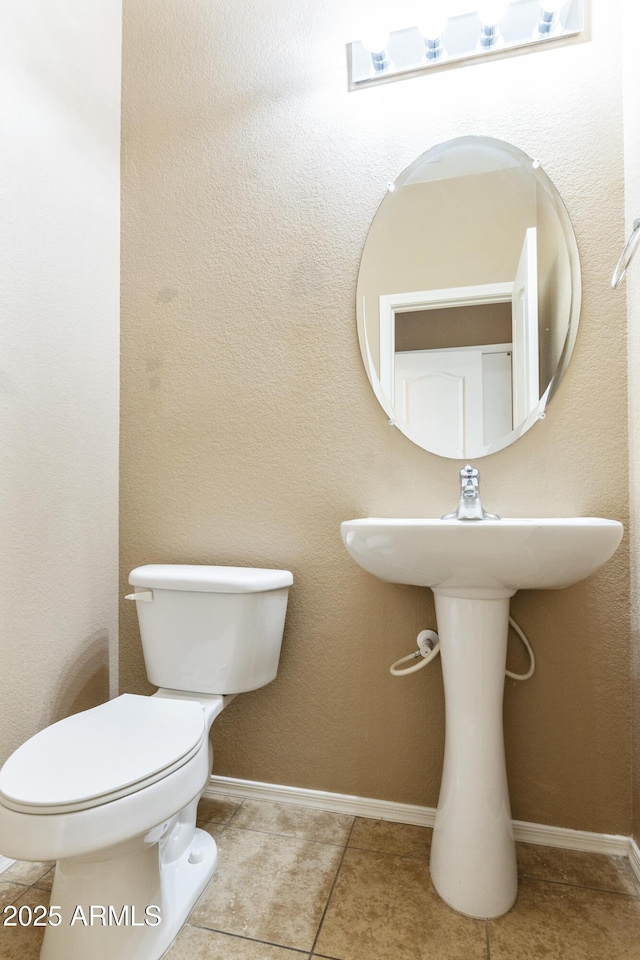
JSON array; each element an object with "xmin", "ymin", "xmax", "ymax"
[
  {"xmin": 390, "ymin": 630, "xmax": 440, "ymax": 676},
  {"xmin": 505, "ymin": 616, "xmax": 536, "ymax": 681},
  {"xmin": 389, "ymin": 617, "xmax": 535, "ymax": 680}
]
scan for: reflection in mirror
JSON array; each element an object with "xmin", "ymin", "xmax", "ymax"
[{"xmin": 356, "ymin": 137, "xmax": 581, "ymax": 459}]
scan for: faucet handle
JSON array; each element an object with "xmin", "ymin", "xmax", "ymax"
[{"xmin": 460, "ymin": 464, "xmax": 479, "ymax": 491}]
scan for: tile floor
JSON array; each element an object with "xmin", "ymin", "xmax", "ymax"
[{"xmin": 1, "ymin": 794, "xmax": 640, "ymax": 959}]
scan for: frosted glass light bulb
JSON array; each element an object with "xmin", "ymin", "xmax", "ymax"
[
  {"xmin": 418, "ymin": 4, "xmax": 448, "ymax": 40},
  {"xmin": 477, "ymin": 0, "xmax": 510, "ymax": 26},
  {"xmin": 361, "ymin": 25, "xmax": 390, "ymax": 53}
]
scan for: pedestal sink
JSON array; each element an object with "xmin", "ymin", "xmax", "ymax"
[{"xmin": 340, "ymin": 517, "xmax": 623, "ymax": 919}]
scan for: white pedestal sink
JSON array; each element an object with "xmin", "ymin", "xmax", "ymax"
[{"xmin": 340, "ymin": 517, "xmax": 623, "ymax": 919}]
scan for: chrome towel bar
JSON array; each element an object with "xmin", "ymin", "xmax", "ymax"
[{"xmin": 612, "ymin": 218, "xmax": 640, "ymax": 289}]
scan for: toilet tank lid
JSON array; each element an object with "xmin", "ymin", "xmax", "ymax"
[{"xmin": 129, "ymin": 564, "xmax": 293, "ymax": 593}]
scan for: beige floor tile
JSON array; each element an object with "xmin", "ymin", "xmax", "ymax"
[
  {"xmin": 314, "ymin": 848, "xmax": 486, "ymax": 960},
  {"xmin": 231, "ymin": 800, "xmax": 353, "ymax": 845},
  {"xmin": 189, "ymin": 827, "xmax": 342, "ymax": 951},
  {"xmin": 197, "ymin": 793, "xmax": 243, "ymax": 824},
  {"xmin": 196, "ymin": 820, "xmax": 226, "ymax": 839},
  {"xmin": 0, "ymin": 888, "xmax": 49, "ymax": 960},
  {"xmin": 0, "ymin": 861, "xmax": 53, "ymax": 886},
  {"xmin": 489, "ymin": 878, "xmax": 640, "ymax": 959},
  {"xmin": 31, "ymin": 868, "xmax": 54, "ymax": 893},
  {"xmin": 347, "ymin": 818, "xmax": 432, "ymax": 861},
  {"xmin": 167, "ymin": 924, "xmax": 308, "ymax": 959},
  {"xmin": 0, "ymin": 883, "xmax": 27, "ymax": 910},
  {"xmin": 516, "ymin": 842, "xmax": 640, "ymax": 895}
]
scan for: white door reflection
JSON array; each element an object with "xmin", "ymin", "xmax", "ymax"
[
  {"xmin": 394, "ymin": 345, "xmax": 511, "ymax": 458},
  {"xmin": 511, "ymin": 227, "xmax": 539, "ymax": 429},
  {"xmin": 382, "ymin": 229, "xmax": 539, "ymax": 458}
]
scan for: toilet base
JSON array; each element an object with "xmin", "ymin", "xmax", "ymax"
[{"xmin": 40, "ymin": 826, "xmax": 217, "ymax": 960}]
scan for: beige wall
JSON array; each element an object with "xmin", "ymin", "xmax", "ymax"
[
  {"xmin": 0, "ymin": 1, "xmax": 121, "ymax": 767},
  {"xmin": 121, "ymin": 0, "xmax": 631, "ymax": 833},
  {"xmin": 623, "ymin": 0, "xmax": 640, "ymax": 842}
]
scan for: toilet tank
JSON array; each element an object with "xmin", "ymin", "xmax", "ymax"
[{"xmin": 128, "ymin": 565, "xmax": 293, "ymax": 695}]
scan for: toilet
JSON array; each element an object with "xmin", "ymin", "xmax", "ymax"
[{"xmin": 0, "ymin": 564, "xmax": 293, "ymax": 960}]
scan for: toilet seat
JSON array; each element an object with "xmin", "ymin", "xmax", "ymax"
[{"xmin": 0, "ymin": 694, "xmax": 206, "ymax": 815}]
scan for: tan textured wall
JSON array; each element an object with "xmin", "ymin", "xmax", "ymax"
[
  {"xmin": 623, "ymin": 0, "xmax": 640, "ymax": 842},
  {"xmin": 121, "ymin": 0, "xmax": 631, "ymax": 833},
  {"xmin": 0, "ymin": 1, "xmax": 121, "ymax": 769}
]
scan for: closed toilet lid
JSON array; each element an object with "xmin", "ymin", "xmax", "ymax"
[{"xmin": 0, "ymin": 694, "xmax": 206, "ymax": 814}]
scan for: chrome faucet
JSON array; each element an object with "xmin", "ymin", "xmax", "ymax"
[{"xmin": 441, "ymin": 465, "xmax": 500, "ymax": 521}]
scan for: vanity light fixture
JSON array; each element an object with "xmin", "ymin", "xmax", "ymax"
[{"xmin": 348, "ymin": 0, "xmax": 585, "ymax": 90}]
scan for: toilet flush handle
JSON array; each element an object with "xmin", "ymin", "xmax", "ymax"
[{"xmin": 124, "ymin": 590, "xmax": 154, "ymax": 602}]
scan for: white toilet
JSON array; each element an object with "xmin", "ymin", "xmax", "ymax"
[{"xmin": 0, "ymin": 564, "xmax": 293, "ymax": 960}]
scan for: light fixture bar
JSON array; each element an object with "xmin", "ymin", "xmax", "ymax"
[{"xmin": 348, "ymin": 0, "xmax": 585, "ymax": 91}]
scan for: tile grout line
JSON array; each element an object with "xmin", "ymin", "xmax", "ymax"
[
  {"xmin": 224, "ymin": 798, "xmax": 245, "ymax": 826},
  {"xmin": 0, "ymin": 870, "xmax": 56, "ymax": 910},
  {"xmin": 197, "ymin": 796, "xmax": 246, "ymax": 838},
  {"xmin": 217, "ymin": 796, "xmax": 246, "ymax": 833},
  {"xmin": 346, "ymin": 844, "xmax": 430, "ymax": 863},
  {"xmin": 212, "ymin": 824, "xmax": 354, "ymax": 848},
  {"xmin": 308, "ymin": 818, "xmax": 357, "ymax": 958},
  {"xmin": 186, "ymin": 923, "xmax": 311, "ymax": 954},
  {"xmin": 519, "ymin": 874, "xmax": 640, "ymax": 899},
  {"xmin": 0, "ymin": 879, "xmax": 32, "ymax": 908},
  {"xmin": 203, "ymin": 813, "xmax": 432, "ymax": 857}
]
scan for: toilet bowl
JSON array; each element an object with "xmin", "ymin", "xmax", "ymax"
[{"xmin": 0, "ymin": 564, "xmax": 292, "ymax": 960}]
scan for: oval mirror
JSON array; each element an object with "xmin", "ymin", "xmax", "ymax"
[{"xmin": 356, "ymin": 136, "xmax": 581, "ymax": 459}]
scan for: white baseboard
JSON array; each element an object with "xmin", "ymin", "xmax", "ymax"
[
  {"xmin": 207, "ymin": 775, "xmax": 633, "ymax": 860},
  {"xmin": 0, "ymin": 775, "xmax": 636, "ymax": 879},
  {"xmin": 208, "ymin": 775, "xmax": 436, "ymax": 826},
  {"xmin": 511, "ymin": 819, "xmax": 630, "ymax": 856},
  {"xmin": 630, "ymin": 838, "xmax": 640, "ymax": 884}
]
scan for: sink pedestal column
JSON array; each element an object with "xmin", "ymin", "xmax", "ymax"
[{"xmin": 430, "ymin": 592, "xmax": 517, "ymax": 919}]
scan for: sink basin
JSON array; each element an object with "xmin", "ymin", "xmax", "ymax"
[
  {"xmin": 340, "ymin": 515, "xmax": 623, "ymax": 919},
  {"xmin": 341, "ymin": 517, "xmax": 623, "ymax": 598}
]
